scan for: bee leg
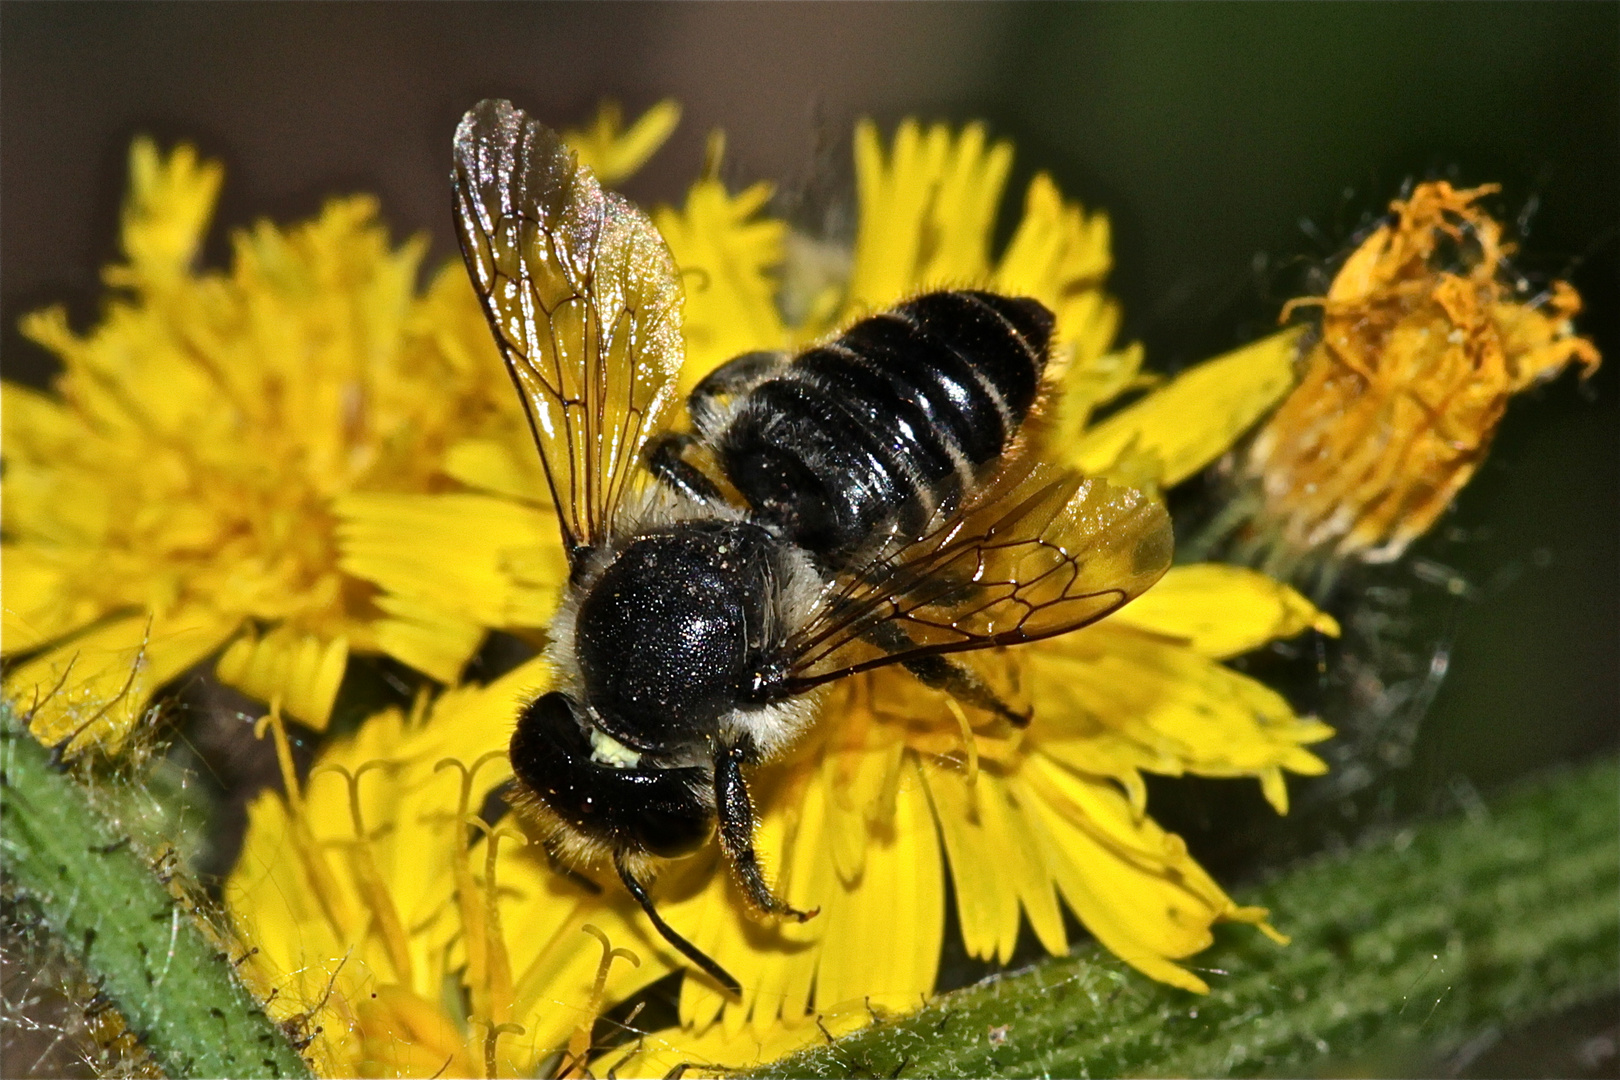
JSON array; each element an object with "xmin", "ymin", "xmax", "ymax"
[
  {"xmin": 863, "ymin": 620, "xmax": 1031, "ymax": 727},
  {"xmin": 714, "ymin": 740, "xmax": 820, "ymax": 923},
  {"xmin": 643, "ymin": 432, "xmax": 723, "ymax": 504},
  {"xmin": 901, "ymin": 653, "xmax": 1031, "ymax": 728},
  {"xmin": 687, "ymin": 350, "xmax": 788, "ymax": 435}
]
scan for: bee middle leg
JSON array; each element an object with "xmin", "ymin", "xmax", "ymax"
[
  {"xmin": 687, "ymin": 350, "xmax": 787, "ymax": 435},
  {"xmin": 714, "ymin": 739, "xmax": 818, "ymax": 922},
  {"xmin": 864, "ymin": 620, "xmax": 1030, "ymax": 728},
  {"xmin": 644, "ymin": 350, "xmax": 790, "ymax": 505},
  {"xmin": 643, "ymin": 432, "xmax": 723, "ymax": 504}
]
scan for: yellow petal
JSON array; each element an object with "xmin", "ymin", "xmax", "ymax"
[
  {"xmin": 1112, "ymin": 563, "xmax": 1340, "ymax": 659},
  {"xmin": 1, "ymin": 543, "xmax": 89, "ymax": 654},
  {"xmin": 1051, "ymin": 342, "xmax": 1146, "ymax": 440},
  {"xmin": 921, "ymin": 763, "xmax": 1021, "ymax": 962},
  {"xmin": 811, "ymin": 757, "xmax": 944, "ymax": 1012},
  {"xmin": 442, "ymin": 438, "xmax": 549, "ymax": 503},
  {"xmin": 1025, "ymin": 756, "xmax": 1266, "ymax": 992},
  {"xmin": 916, "ymin": 122, "xmax": 1013, "ymax": 287},
  {"xmin": 822, "ymin": 721, "xmax": 906, "ymax": 885},
  {"xmin": 923, "ymin": 764, "xmax": 1066, "ymax": 963},
  {"xmin": 1031, "ymin": 625, "xmax": 1333, "ymax": 812},
  {"xmin": 847, "ymin": 119, "xmax": 1011, "ymax": 310},
  {"xmin": 993, "ymin": 172, "xmax": 1122, "ymax": 391},
  {"xmin": 366, "ymin": 592, "xmax": 486, "ymax": 685},
  {"xmin": 612, "ymin": 1001, "xmax": 871, "ymax": 1079},
  {"xmin": 563, "ymin": 99, "xmax": 682, "ymax": 186},
  {"xmin": 753, "ymin": 763, "xmax": 836, "ymax": 1018},
  {"xmin": 354, "ymin": 986, "xmax": 476, "ymax": 1079},
  {"xmin": 4, "ymin": 608, "xmax": 240, "ymax": 754},
  {"xmin": 653, "ymin": 176, "xmax": 789, "ymax": 385},
  {"xmin": 335, "ymin": 491, "xmax": 563, "ymax": 634},
  {"xmin": 995, "ymin": 172, "xmax": 1111, "ymax": 311},
  {"xmin": 395, "ymin": 654, "xmax": 547, "ymax": 773},
  {"xmin": 103, "ymin": 137, "xmax": 223, "ymax": 292},
  {"xmin": 1, "ymin": 380, "xmax": 81, "ymax": 494},
  {"xmin": 1072, "ymin": 328, "xmax": 1303, "ymax": 485},
  {"xmin": 215, "ymin": 624, "xmax": 348, "ymax": 730}
]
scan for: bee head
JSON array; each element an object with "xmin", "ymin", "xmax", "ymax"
[{"xmin": 507, "ymin": 690, "xmax": 715, "ymax": 864}]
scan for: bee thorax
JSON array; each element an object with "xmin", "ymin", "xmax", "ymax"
[{"xmin": 575, "ymin": 521, "xmax": 788, "ymax": 753}]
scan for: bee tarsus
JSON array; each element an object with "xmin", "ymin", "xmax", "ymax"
[{"xmin": 715, "ymin": 739, "xmax": 817, "ymax": 923}]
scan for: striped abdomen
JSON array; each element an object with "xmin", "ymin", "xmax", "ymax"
[{"xmin": 718, "ymin": 290, "xmax": 1053, "ymax": 567}]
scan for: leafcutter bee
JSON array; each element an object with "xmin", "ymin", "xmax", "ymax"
[{"xmin": 451, "ymin": 99, "xmax": 1172, "ymax": 996}]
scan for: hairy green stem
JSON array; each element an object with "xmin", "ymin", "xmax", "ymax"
[
  {"xmin": 753, "ymin": 756, "xmax": 1619, "ymax": 1079},
  {"xmin": 0, "ymin": 709, "xmax": 313, "ymax": 1079}
]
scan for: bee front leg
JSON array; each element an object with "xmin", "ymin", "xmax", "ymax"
[{"xmin": 713, "ymin": 740, "xmax": 819, "ymax": 923}]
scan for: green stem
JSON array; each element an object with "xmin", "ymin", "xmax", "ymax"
[
  {"xmin": 753, "ymin": 756, "xmax": 1619, "ymax": 1079},
  {"xmin": 0, "ymin": 708, "xmax": 313, "ymax": 1079}
]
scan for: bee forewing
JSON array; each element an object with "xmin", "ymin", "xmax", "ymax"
[
  {"xmin": 452, "ymin": 98, "xmax": 685, "ymax": 559},
  {"xmin": 784, "ymin": 463, "xmax": 1174, "ymax": 687}
]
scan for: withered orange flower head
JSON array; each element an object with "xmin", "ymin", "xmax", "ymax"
[{"xmin": 1230, "ymin": 180, "xmax": 1600, "ymax": 587}]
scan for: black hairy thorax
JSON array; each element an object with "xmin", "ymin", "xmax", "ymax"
[{"xmin": 575, "ymin": 522, "xmax": 785, "ymax": 754}]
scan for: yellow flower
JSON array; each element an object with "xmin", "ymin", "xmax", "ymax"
[
  {"xmin": 226, "ymin": 116, "xmax": 1334, "ymax": 1078},
  {"xmin": 226, "ymin": 662, "xmax": 666, "ymax": 1079},
  {"xmin": 1213, "ymin": 181, "xmax": 1601, "ymax": 585},
  {"xmin": 1, "ymin": 105, "xmax": 682, "ymax": 751},
  {"xmin": 561, "ymin": 98, "xmax": 682, "ymax": 186}
]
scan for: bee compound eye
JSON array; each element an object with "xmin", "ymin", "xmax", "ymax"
[
  {"xmin": 631, "ymin": 787, "xmax": 715, "ymax": 859},
  {"xmin": 510, "ymin": 691, "xmax": 713, "ymax": 859}
]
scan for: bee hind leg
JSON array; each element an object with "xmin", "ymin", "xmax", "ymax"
[
  {"xmin": 687, "ymin": 350, "xmax": 787, "ymax": 435},
  {"xmin": 901, "ymin": 653, "xmax": 1031, "ymax": 728},
  {"xmin": 714, "ymin": 739, "xmax": 819, "ymax": 923}
]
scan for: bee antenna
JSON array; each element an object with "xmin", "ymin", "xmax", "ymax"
[{"xmin": 614, "ymin": 854, "xmax": 742, "ymax": 1000}]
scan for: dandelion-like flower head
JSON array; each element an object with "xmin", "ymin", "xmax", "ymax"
[{"xmin": 210, "ymin": 112, "xmax": 1339, "ymax": 1077}]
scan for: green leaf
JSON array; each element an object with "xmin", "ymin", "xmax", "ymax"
[
  {"xmin": 751, "ymin": 756, "xmax": 1619, "ymax": 1078},
  {"xmin": 0, "ymin": 704, "xmax": 313, "ymax": 1079}
]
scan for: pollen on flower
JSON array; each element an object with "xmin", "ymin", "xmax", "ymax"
[{"xmin": 1220, "ymin": 181, "xmax": 1601, "ymax": 587}]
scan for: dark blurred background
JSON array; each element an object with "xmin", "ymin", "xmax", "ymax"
[{"xmin": 3, "ymin": 3, "xmax": 1616, "ymax": 1075}]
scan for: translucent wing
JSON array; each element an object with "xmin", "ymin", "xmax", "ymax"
[
  {"xmin": 453, "ymin": 99, "xmax": 684, "ymax": 561},
  {"xmin": 781, "ymin": 463, "xmax": 1174, "ymax": 691}
]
